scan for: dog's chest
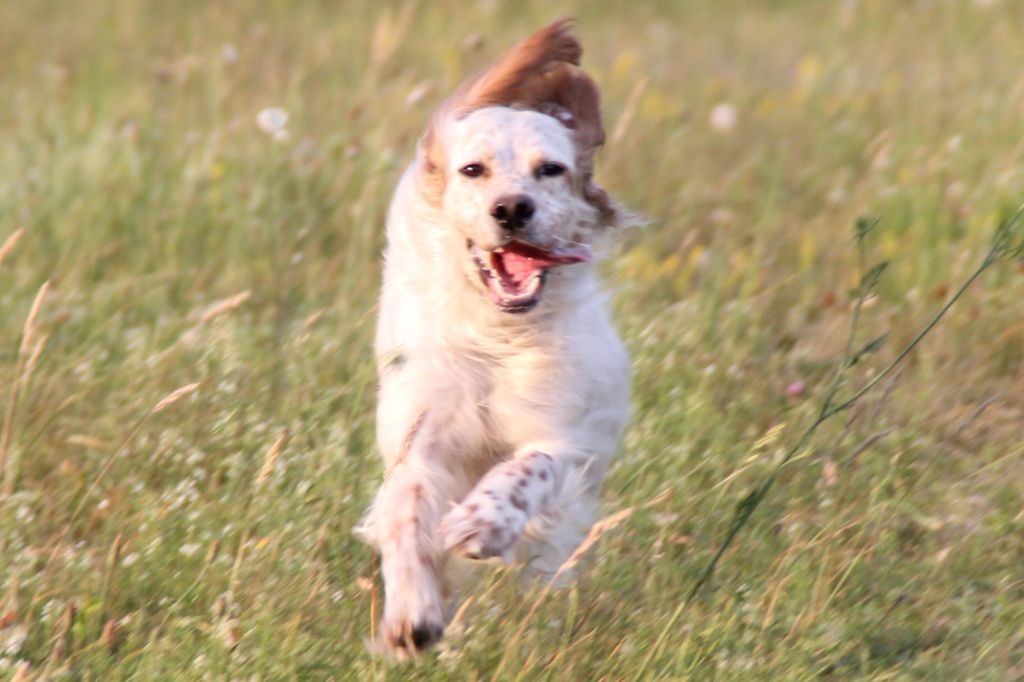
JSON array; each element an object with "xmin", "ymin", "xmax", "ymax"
[{"xmin": 434, "ymin": 339, "xmax": 582, "ymax": 453}]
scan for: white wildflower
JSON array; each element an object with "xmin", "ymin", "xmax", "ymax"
[
  {"xmin": 256, "ymin": 108, "xmax": 289, "ymax": 141},
  {"xmin": 1, "ymin": 626, "xmax": 27, "ymax": 656},
  {"xmin": 709, "ymin": 102, "xmax": 737, "ymax": 132},
  {"xmin": 711, "ymin": 207, "xmax": 735, "ymax": 226},
  {"xmin": 405, "ymin": 81, "xmax": 434, "ymax": 107},
  {"xmin": 179, "ymin": 543, "xmax": 202, "ymax": 557},
  {"xmin": 827, "ymin": 186, "xmax": 847, "ymax": 205}
]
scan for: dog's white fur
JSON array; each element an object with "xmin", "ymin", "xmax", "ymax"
[{"xmin": 356, "ymin": 20, "xmax": 630, "ymax": 655}]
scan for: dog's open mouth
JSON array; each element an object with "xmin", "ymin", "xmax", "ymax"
[{"xmin": 469, "ymin": 240, "xmax": 592, "ymax": 313}]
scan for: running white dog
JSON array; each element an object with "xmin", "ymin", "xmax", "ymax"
[{"xmin": 356, "ymin": 19, "xmax": 631, "ymax": 655}]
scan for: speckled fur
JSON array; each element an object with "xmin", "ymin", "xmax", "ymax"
[{"xmin": 354, "ymin": 20, "xmax": 630, "ymax": 656}]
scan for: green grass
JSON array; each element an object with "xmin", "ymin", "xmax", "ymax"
[{"xmin": 2, "ymin": 0, "xmax": 1024, "ymax": 678}]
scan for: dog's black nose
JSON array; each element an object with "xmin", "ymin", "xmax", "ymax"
[{"xmin": 491, "ymin": 195, "xmax": 535, "ymax": 231}]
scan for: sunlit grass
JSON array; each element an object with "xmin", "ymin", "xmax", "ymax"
[{"xmin": 2, "ymin": 0, "xmax": 1024, "ymax": 678}]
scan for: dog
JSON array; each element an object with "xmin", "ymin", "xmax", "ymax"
[{"xmin": 355, "ymin": 19, "xmax": 631, "ymax": 655}]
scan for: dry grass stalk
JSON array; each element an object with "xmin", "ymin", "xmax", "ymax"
[
  {"xmin": 100, "ymin": 618, "xmax": 122, "ymax": 653},
  {"xmin": 0, "ymin": 228, "xmax": 24, "ymax": 268},
  {"xmin": 256, "ymin": 434, "xmax": 285, "ymax": 489},
  {"xmin": 610, "ymin": 77, "xmax": 649, "ymax": 147},
  {"xmin": 2, "ymin": 569, "xmax": 20, "ymax": 616},
  {"xmin": 99, "ymin": 534, "xmax": 124, "ymax": 632},
  {"xmin": 445, "ymin": 595, "xmax": 475, "ymax": 635},
  {"xmin": 1, "ymin": 333, "xmax": 49, "ymax": 494},
  {"xmin": 550, "ymin": 506, "xmax": 635, "ymax": 583},
  {"xmin": 19, "ymin": 280, "xmax": 49, "ymax": 357},
  {"xmin": 299, "ymin": 310, "xmax": 324, "ymax": 333},
  {"xmin": 205, "ymin": 538, "xmax": 222, "ymax": 568},
  {"xmin": 152, "ymin": 382, "xmax": 200, "ymax": 413},
  {"xmin": 294, "ymin": 309, "xmax": 325, "ymax": 344},
  {"xmin": 493, "ymin": 505, "xmax": 636, "ymax": 676},
  {"xmin": 160, "ymin": 290, "xmax": 253, "ymax": 355},
  {"xmin": 210, "ymin": 593, "xmax": 228, "ymax": 620},
  {"xmin": 21, "ymin": 333, "xmax": 49, "ymax": 389},
  {"xmin": 369, "ymin": 3, "xmax": 416, "ymax": 69},
  {"xmin": 49, "ymin": 601, "xmax": 77, "ymax": 664},
  {"xmin": 66, "ymin": 435, "xmax": 111, "ymax": 450},
  {"xmin": 490, "ymin": 491, "xmax": 679, "ymax": 675},
  {"xmin": 228, "ymin": 528, "xmax": 251, "ymax": 604},
  {"xmin": 51, "ymin": 380, "xmax": 200, "ymax": 541},
  {"xmin": 200, "ymin": 290, "xmax": 251, "ymax": 324},
  {"xmin": 1, "ymin": 281, "xmax": 50, "ymax": 492},
  {"xmin": 49, "ymin": 638, "xmax": 65, "ymax": 664},
  {"xmin": 217, "ymin": 618, "xmax": 241, "ymax": 650},
  {"xmin": 106, "ymin": 534, "xmax": 124, "ymax": 569}
]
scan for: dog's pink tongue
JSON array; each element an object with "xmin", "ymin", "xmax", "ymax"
[{"xmin": 498, "ymin": 243, "xmax": 591, "ymax": 285}]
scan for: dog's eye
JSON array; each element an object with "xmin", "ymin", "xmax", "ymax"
[
  {"xmin": 537, "ymin": 162, "xmax": 567, "ymax": 178},
  {"xmin": 459, "ymin": 163, "xmax": 486, "ymax": 178}
]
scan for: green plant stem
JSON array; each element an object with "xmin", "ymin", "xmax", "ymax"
[
  {"xmin": 825, "ymin": 253, "xmax": 994, "ymax": 416},
  {"xmin": 635, "ymin": 228, "xmax": 1015, "ymax": 679},
  {"xmin": 691, "ymin": 239, "xmax": 1003, "ymax": 600}
]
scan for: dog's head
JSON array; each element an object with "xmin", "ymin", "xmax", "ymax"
[{"xmin": 417, "ymin": 19, "xmax": 621, "ymax": 313}]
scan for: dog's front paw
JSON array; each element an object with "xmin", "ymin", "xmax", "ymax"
[{"xmin": 440, "ymin": 492, "xmax": 526, "ymax": 561}]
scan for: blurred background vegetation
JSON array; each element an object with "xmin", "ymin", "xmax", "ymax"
[{"xmin": 1, "ymin": 0, "xmax": 1023, "ymax": 678}]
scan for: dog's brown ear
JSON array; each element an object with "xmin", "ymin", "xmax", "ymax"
[
  {"xmin": 538, "ymin": 67, "xmax": 618, "ymax": 225},
  {"xmin": 539, "ymin": 66, "xmax": 604, "ymax": 155},
  {"xmin": 419, "ymin": 19, "xmax": 617, "ymax": 223},
  {"xmin": 453, "ymin": 18, "xmax": 581, "ymax": 113}
]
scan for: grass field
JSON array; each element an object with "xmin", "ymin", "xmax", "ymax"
[{"xmin": 2, "ymin": 0, "xmax": 1024, "ymax": 678}]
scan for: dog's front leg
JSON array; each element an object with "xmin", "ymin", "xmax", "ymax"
[
  {"xmin": 440, "ymin": 448, "xmax": 562, "ymax": 561},
  {"xmin": 371, "ymin": 452, "xmax": 453, "ymax": 654}
]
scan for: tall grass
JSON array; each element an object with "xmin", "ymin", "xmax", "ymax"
[{"xmin": 2, "ymin": 0, "xmax": 1024, "ymax": 678}]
